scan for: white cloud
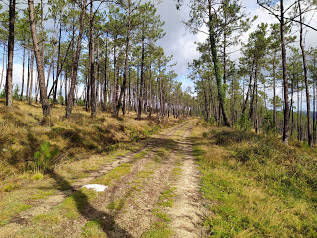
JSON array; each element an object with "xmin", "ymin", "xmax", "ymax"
[{"xmin": 157, "ymin": 0, "xmax": 205, "ymax": 90}]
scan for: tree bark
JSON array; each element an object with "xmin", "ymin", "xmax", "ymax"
[
  {"xmin": 102, "ymin": 38, "xmax": 108, "ymax": 111},
  {"xmin": 20, "ymin": 47, "xmax": 26, "ymax": 100},
  {"xmin": 5, "ymin": 0, "xmax": 16, "ymax": 108},
  {"xmin": 28, "ymin": 53, "xmax": 34, "ymax": 105},
  {"xmin": 137, "ymin": 32, "xmax": 145, "ymax": 120},
  {"xmin": 208, "ymin": 0, "xmax": 230, "ymax": 127},
  {"xmin": 117, "ymin": 2, "xmax": 131, "ymax": 117},
  {"xmin": 66, "ymin": 0, "xmax": 87, "ymax": 118},
  {"xmin": 89, "ymin": 1, "xmax": 96, "ymax": 118},
  {"xmin": 298, "ymin": 0, "xmax": 312, "ymax": 146},
  {"xmin": 280, "ymin": 0, "xmax": 290, "ymax": 143},
  {"xmin": 28, "ymin": 0, "xmax": 50, "ymax": 119},
  {"xmin": 0, "ymin": 45, "xmax": 5, "ymax": 91}
]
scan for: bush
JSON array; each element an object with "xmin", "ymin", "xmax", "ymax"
[
  {"xmin": 235, "ymin": 113, "xmax": 252, "ymax": 131},
  {"xmin": 31, "ymin": 172, "xmax": 44, "ymax": 180},
  {"xmin": 0, "ymin": 90, "xmax": 5, "ymax": 98},
  {"xmin": 2, "ymin": 183, "xmax": 17, "ymax": 192},
  {"xmin": 13, "ymin": 85, "xmax": 20, "ymax": 100},
  {"xmin": 33, "ymin": 142, "xmax": 59, "ymax": 173},
  {"xmin": 57, "ymin": 95, "xmax": 64, "ymax": 105}
]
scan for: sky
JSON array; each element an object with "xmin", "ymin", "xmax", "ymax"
[{"xmin": 156, "ymin": 0, "xmax": 317, "ymax": 92}]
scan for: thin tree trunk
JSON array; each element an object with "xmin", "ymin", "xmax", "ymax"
[
  {"xmin": 20, "ymin": 47, "xmax": 26, "ymax": 100},
  {"xmin": 298, "ymin": 0, "xmax": 312, "ymax": 146},
  {"xmin": 313, "ymin": 79, "xmax": 316, "ymax": 144},
  {"xmin": 280, "ymin": 0, "xmax": 290, "ymax": 143},
  {"xmin": 249, "ymin": 65, "xmax": 258, "ymax": 121},
  {"xmin": 273, "ymin": 53, "xmax": 277, "ymax": 129},
  {"xmin": 5, "ymin": 0, "xmax": 16, "ymax": 108},
  {"xmin": 29, "ymin": 53, "xmax": 34, "ymax": 105},
  {"xmin": 117, "ymin": 2, "xmax": 131, "ymax": 117},
  {"xmin": 137, "ymin": 31, "xmax": 145, "ymax": 120},
  {"xmin": 26, "ymin": 51, "xmax": 30, "ymax": 102},
  {"xmin": 53, "ymin": 23, "xmax": 62, "ymax": 106},
  {"xmin": 102, "ymin": 38, "xmax": 108, "ymax": 111},
  {"xmin": 0, "ymin": 45, "xmax": 5, "ymax": 90},
  {"xmin": 65, "ymin": 71, "xmax": 68, "ymax": 106},
  {"xmin": 66, "ymin": 0, "xmax": 87, "ymax": 118},
  {"xmin": 89, "ymin": 1, "xmax": 96, "ymax": 118},
  {"xmin": 28, "ymin": 0, "xmax": 50, "ymax": 119}
]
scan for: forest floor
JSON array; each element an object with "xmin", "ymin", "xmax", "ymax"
[
  {"xmin": 0, "ymin": 105, "xmax": 208, "ymax": 237},
  {"xmin": 0, "ymin": 101, "xmax": 316, "ymax": 237}
]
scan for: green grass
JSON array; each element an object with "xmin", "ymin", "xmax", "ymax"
[
  {"xmin": 141, "ymin": 222, "xmax": 172, "ymax": 238},
  {"xmin": 59, "ymin": 188, "xmax": 97, "ymax": 219},
  {"xmin": 81, "ymin": 220, "xmax": 107, "ymax": 238},
  {"xmin": 32, "ymin": 211, "xmax": 61, "ymax": 225},
  {"xmin": 133, "ymin": 150, "xmax": 148, "ymax": 160},
  {"xmin": 2, "ymin": 183, "xmax": 17, "ymax": 192},
  {"xmin": 192, "ymin": 125, "xmax": 317, "ymax": 237},
  {"xmin": 30, "ymin": 189, "xmax": 56, "ymax": 200},
  {"xmin": 31, "ymin": 172, "xmax": 44, "ymax": 181},
  {"xmin": 93, "ymin": 163, "xmax": 132, "ymax": 186},
  {"xmin": 0, "ymin": 201, "xmax": 32, "ymax": 226},
  {"xmin": 157, "ymin": 187, "xmax": 176, "ymax": 208}
]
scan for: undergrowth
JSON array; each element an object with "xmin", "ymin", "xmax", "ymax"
[
  {"xmin": 0, "ymin": 100, "xmax": 178, "ymax": 182},
  {"xmin": 192, "ymin": 123, "xmax": 317, "ymax": 237}
]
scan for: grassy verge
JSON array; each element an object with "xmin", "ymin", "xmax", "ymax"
[{"xmin": 192, "ymin": 122, "xmax": 317, "ymax": 237}]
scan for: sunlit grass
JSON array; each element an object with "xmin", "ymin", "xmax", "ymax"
[{"xmin": 192, "ymin": 123, "xmax": 317, "ymax": 237}]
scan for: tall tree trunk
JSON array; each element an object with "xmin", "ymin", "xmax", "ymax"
[
  {"xmin": 66, "ymin": 0, "xmax": 87, "ymax": 118},
  {"xmin": 280, "ymin": 0, "xmax": 290, "ymax": 143},
  {"xmin": 300, "ymin": 86, "xmax": 303, "ymax": 141},
  {"xmin": 102, "ymin": 38, "xmax": 108, "ymax": 111},
  {"xmin": 117, "ymin": 3, "xmax": 131, "ymax": 117},
  {"xmin": 208, "ymin": 0, "xmax": 230, "ymax": 127},
  {"xmin": 203, "ymin": 83, "xmax": 209, "ymax": 121},
  {"xmin": 249, "ymin": 64, "xmax": 258, "ymax": 121},
  {"xmin": 290, "ymin": 70, "xmax": 295, "ymax": 136},
  {"xmin": 5, "ymin": 0, "xmax": 16, "ymax": 108},
  {"xmin": 20, "ymin": 47, "xmax": 26, "ymax": 100},
  {"xmin": 313, "ymin": 79, "xmax": 316, "ymax": 144},
  {"xmin": 137, "ymin": 32, "xmax": 145, "ymax": 120},
  {"xmin": 26, "ymin": 51, "xmax": 30, "ymax": 102},
  {"xmin": 112, "ymin": 42, "xmax": 118, "ymax": 115},
  {"xmin": 242, "ymin": 58, "xmax": 255, "ymax": 115},
  {"xmin": 89, "ymin": 1, "xmax": 96, "ymax": 118},
  {"xmin": 298, "ymin": 0, "xmax": 312, "ymax": 146},
  {"xmin": 28, "ymin": 53, "xmax": 34, "ymax": 105},
  {"xmin": 65, "ymin": 71, "xmax": 68, "ymax": 106},
  {"xmin": 272, "ymin": 53, "xmax": 277, "ymax": 130},
  {"xmin": 46, "ymin": 46, "xmax": 57, "ymax": 90},
  {"xmin": 0, "ymin": 45, "xmax": 5, "ymax": 90},
  {"xmin": 53, "ymin": 23, "xmax": 62, "ymax": 106},
  {"xmin": 85, "ymin": 75, "xmax": 90, "ymax": 111},
  {"xmin": 28, "ymin": 0, "xmax": 50, "ymax": 119}
]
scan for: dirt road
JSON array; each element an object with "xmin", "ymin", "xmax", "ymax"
[{"xmin": 0, "ymin": 121, "xmax": 207, "ymax": 238}]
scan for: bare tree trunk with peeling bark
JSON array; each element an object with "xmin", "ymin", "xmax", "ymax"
[{"xmin": 28, "ymin": 0, "xmax": 50, "ymax": 120}]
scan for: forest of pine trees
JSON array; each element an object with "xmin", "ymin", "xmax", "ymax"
[
  {"xmin": 178, "ymin": 0, "xmax": 317, "ymax": 147},
  {"xmin": 0, "ymin": 0, "xmax": 194, "ymax": 124},
  {"xmin": 1, "ymin": 0, "xmax": 317, "ymax": 147}
]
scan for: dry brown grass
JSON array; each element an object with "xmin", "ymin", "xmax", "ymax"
[{"xmin": 0, "ymin": 99, "xmax": 179, "ymax": 184}]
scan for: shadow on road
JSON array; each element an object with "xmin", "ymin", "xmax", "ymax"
[{"xmin": 48, "ymin": 169, "xmax": 133, "ymax": 238}]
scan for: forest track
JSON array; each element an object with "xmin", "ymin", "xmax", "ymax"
[
  {"xmin": 168, "ymin": 128, "xmax": 208, "ymax": 238},
  {"xmin": 0, "ymin": 122, "xmax": 184, "ymax": 228},
  {"xmin": 0, "ymin": 120, "xmax": 207, "ymax": 238}
]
